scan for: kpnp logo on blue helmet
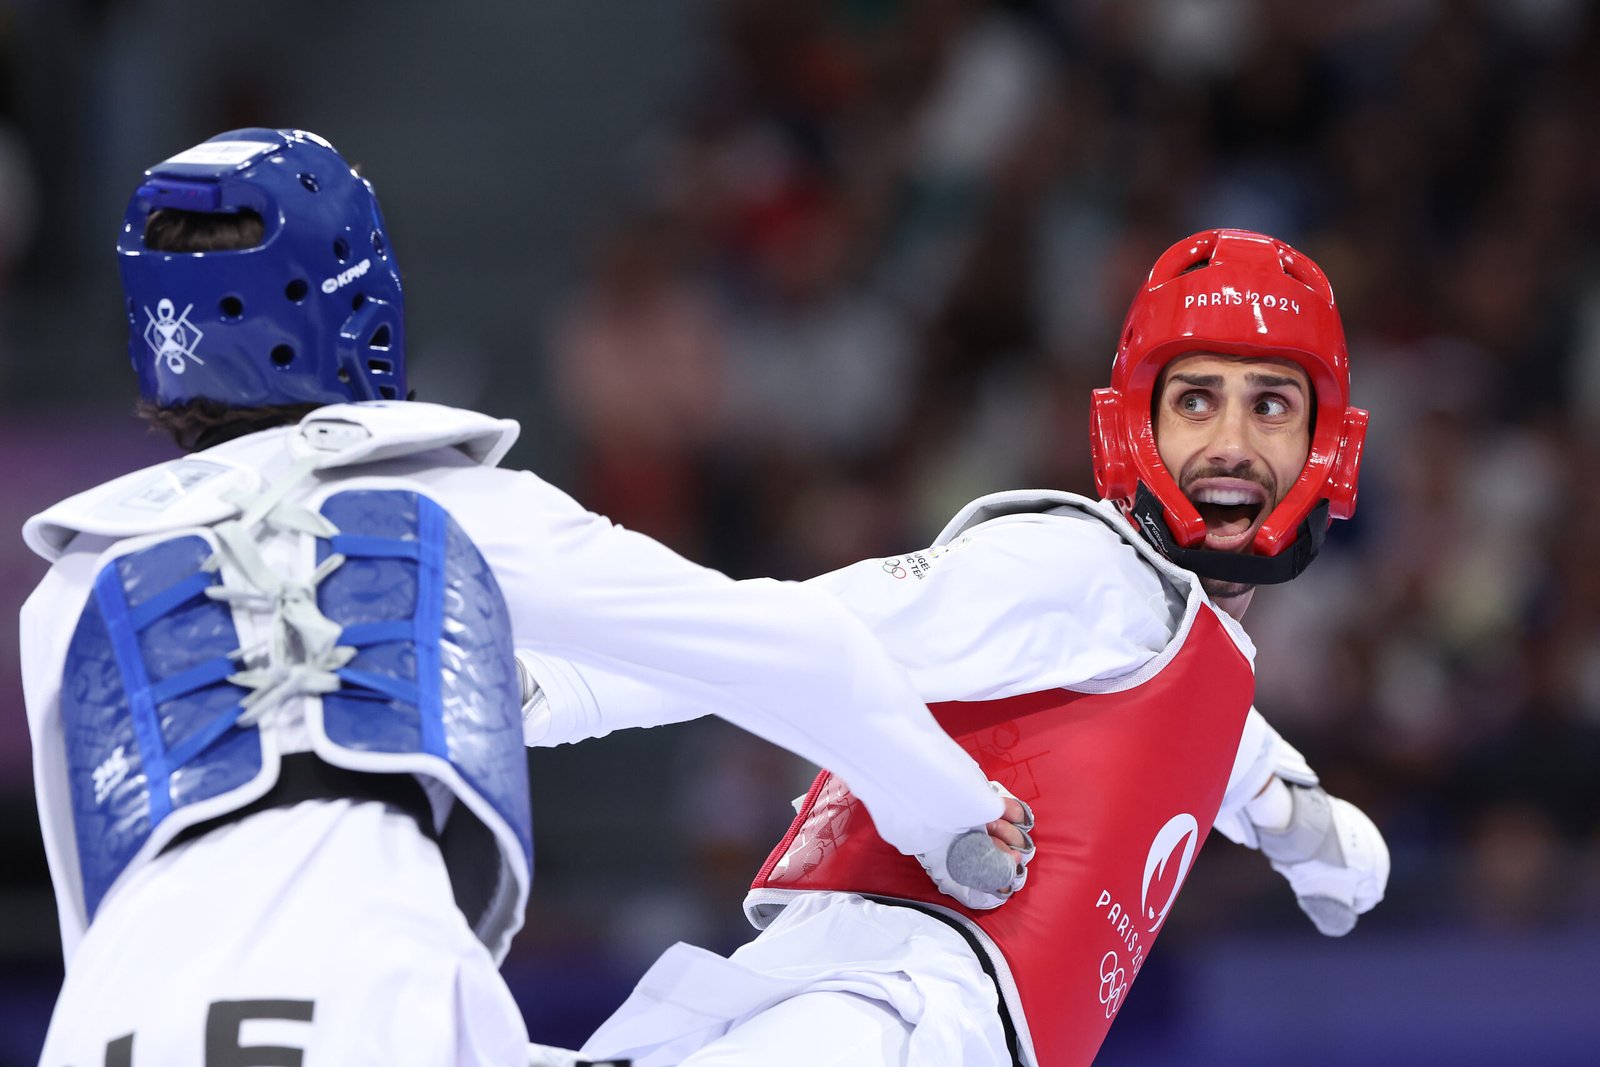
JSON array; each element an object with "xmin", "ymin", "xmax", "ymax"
[{"xmin": 118, "ymin": 128, "xmax": 407, "ymax": 408}]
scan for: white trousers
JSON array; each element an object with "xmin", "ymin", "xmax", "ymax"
[
  {"xmin": 37, "ymin": 800, "xmax": 529, "ymax": 1067},
  {"xmin": 581, "ymin": 892, "xmax": 1010, "ymax": 1067},
  {"xmin": 681, "ymin": 991, "xmax": 911, "ymax": 1066}
]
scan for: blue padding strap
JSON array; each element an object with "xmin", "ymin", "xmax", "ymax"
[
  {"xmin": 92, "ymin": 565, "xmax": 172, "ymax": 823},
  {"xmin": 336, "ymin": 668, "xmax": 419, "ymax": 706},
  {"xmin": 339, "ymin": 620, "xmax": 413, "ymax": 647},
  {"xmin": 126, "ymin": 571, "xmax": 216, "ymax": 631},
  {"xmin": 330, "ymin": 534, "xmax": 421, "ymax": 560},
  {"xmin": 145, "ymin": 656, "xmax": 238, "ymax": 706},
  {"xmin": 415, "ymin": 498, "xmax": 446, "ymax": 758}
]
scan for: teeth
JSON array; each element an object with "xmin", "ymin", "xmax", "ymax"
[{"xmin": 1192, "ymin": 487, "xmax": 1259, "ymax": 506}]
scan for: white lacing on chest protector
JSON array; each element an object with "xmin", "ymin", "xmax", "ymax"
[{"xmin": 201, "ymin": 457, "xmax": 353, "ymax": 726}]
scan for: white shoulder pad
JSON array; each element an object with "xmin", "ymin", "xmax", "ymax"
[
  {"xmin": 23, "ymin": 458, "xmax": 255, "ymax": 562},
  {"xmin": 290, "ymin": 401, "xmax": 520, "ymax": 471},
  {"xmin": 936, "ymin": 488, "xmax": 1196, "ymax": 595},
  {"xmin": 934, "ymin": 488, "xmax": 1101, "ymax": 545}
]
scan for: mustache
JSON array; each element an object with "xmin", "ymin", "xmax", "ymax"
[{"xmin": 1179, "ymin": 463, "xmax": 1276, "ymax": 500}]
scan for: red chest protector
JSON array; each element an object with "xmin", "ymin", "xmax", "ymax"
[{"xmin": 748, "ymin": 604, "xmax": 1253, "ymax": 1067}]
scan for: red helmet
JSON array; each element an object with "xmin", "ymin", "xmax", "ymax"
[{"xmin": 1090, "ymin": 229, "xmax": 1368, "ymax": 584}]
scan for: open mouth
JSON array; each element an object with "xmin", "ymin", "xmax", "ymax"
[{"xmin": 1189, "ymin": 483, "xmax": 1267, "ymax": 549}]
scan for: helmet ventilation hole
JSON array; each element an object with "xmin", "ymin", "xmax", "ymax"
[
  {"xmin": 368, "ymin": 325, "xmax": 392, "ymax": 350},
  {"xmin": 333, "ymin": 237, "xmax": 351, "ymax": 262},
  {"xmin": 378, "ymin": 385, "xmax": 399, "ymax": 399},
  {"xmin": 284, "ymin": 278, "xmax": 309, "ymax": 302},
  {"xmin": 367, "ymin": 358, "xmax": 393, "ymax": 374},
  {"xmin": 219, "ymin": 296, "xmax": 244, "ymax": 319},
  {"xmin": 351, "ymin": 293, "xmax": 367, "ymax": 310},
  {"xmin": 1179, "ymin": 258, "xmax": 1211, "ymax": 275},
  {"xmin": 338, "ymin": 368, "xmax": 351, "ymax": 383},
  {"xmin": 1280, "ymin": 254, "xmax": 1334, "ymax": 300},
  {"xmin": 372, "ymin": 230, "xmax": 386, "ymax": 256},
  {"xmin": 270, "ymin": 345, "xmax": 295, "ymax": 367},
  {"xmin": 299, "ymin": 173, "xmax": 320, "ymax": 192}
]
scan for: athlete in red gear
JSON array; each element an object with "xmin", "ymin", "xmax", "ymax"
[{"xmin": 535, "ymin": 230, "xmax": 1390, "ymax": 1067}]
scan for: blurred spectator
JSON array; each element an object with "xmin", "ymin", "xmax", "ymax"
[{"xmin": 551, "ymin": 212, "xmax": 730, "ymax": 555}]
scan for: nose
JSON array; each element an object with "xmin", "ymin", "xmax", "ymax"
[{"xmin": 1205, "ymin": 401, "xmax": 1256, "ymax": 470}]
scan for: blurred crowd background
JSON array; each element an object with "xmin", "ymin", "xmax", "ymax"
[{"xmin": 1, "ymin": 1, "xmax": 1598, "ymax": 1064}]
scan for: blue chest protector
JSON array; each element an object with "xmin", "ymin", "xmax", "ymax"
[{"xmin": 61, "ymin": 488, "xmax": 532, "ymax": 957}]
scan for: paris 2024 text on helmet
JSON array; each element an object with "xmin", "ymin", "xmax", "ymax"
[
  {"xmin": 1090, "ymin": 228, "xmax": 1368, "ymax": 586},
  {"xmin": 118, "ymin": 127, "xmax": 406, "ymax": 409}
]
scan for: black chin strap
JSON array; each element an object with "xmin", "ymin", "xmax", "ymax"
[{"xmin": 1130, "ymin": 483, "xmax": 1328, "ymax": 586}]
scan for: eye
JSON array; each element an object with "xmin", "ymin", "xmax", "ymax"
[
  {"xmin": 1177, "ymin": 390, "xmax": 1213, "ymax": 415},
  {"xmin": 1255, "ymin": 394, "xmax": 1292, "ymax": 417}
]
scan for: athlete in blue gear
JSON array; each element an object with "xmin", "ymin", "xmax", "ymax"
[{"xmin": 19, "ymin": 129, "xmax": 1028, "ymax": 1067}]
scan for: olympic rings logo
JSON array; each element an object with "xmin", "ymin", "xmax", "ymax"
[
  {"xmin": 880, "ymin": 558, "xmax": 908, "ymax": 579},
  {"xmin": 1098, "ymin": 950, "xmax": 1128, "ymax": 1019}
]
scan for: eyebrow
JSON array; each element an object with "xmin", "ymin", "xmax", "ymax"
[{"xmin": 1166, "ymin": 371, "xmax": 1306, "ymax": 394}]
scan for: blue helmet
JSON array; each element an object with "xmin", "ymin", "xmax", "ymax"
[{"xmin": 118, "ymin": 128, "xmax": 407, "ymax": 408}]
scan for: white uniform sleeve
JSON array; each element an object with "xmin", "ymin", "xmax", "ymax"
[
  {"xmin": 809, "ymin": 512, "xmax": 1177, "ymax": 701},
  {"xmin": 452, "ymin": 469, "xmax": 1002, "ymax": 857},
  {"xmin": 515, "ymin": 647, "xmax": 705, "ymax": 747},
  {"xmin": 1213, "ymin": 706, "xmax": 1320, "ymax": 847},
  {"xmin": 515, "ymin": 509, "xmax": 1178, "ymax": 741}
]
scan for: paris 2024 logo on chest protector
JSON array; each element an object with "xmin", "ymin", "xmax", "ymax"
[{"xmin": 1092, "ymin": 811, "xmax": 1200, "ymax": 1019}]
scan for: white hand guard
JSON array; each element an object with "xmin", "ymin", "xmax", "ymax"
[
  {"xmin": 916, "ymin": 781, "xmax": 1036, "ymax": 910},
  {"xmin": 1255, "ymin": 784, "xmax": 1389, "ymax": 937}
]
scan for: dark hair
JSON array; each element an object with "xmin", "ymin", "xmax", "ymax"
[
  {"xmin": 144, "ymin": 207, "xmax": 264, "ymax": 253},
  {"xmin": 139, "ymin": 208, "xmax": 309, "ymax": 451},
  {"xmin": 137, "ymin": 398, "xmax": 323, "ymax": 452}
]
